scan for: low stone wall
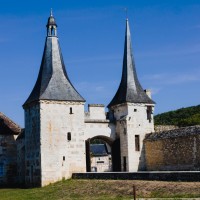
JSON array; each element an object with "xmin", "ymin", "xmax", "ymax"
[
  {"xmin": 72, "ymin": 171, "xmax": 200, "ymax": 182},
  {"xmin": 155, "ymin": 125, "xmax": 178, "ymax": 133},
  {"xmin": 144, "ymin": 126, "xmax": 200, "ymax": 171}
]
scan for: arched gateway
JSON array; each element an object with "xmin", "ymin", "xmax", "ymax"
[
  {"xmin": 22, "ymin": 12, "xmax": 155, "ymax": 187},
  {"xmin": 85, "ymin": 135, "xmax": 121, "ymax": 172}
]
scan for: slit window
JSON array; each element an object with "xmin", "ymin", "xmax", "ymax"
[
  {"xmin": 135, "ymin": 135, "xmax": 140, "ymax": 151},
  {"xmin": 67, "ymin": 132, "xmax": 71, "ymax": 141},
  {"xmin": 147, "ymin": 106, "xmax": 152, "ymax": 122},
  {"xmin": 123, "ymin": 156, "xmax": 126, "ymax": 171},
  {"xmin": 0, "ymin": 163, "xmax": 4, "ymax": 176},
  {"xmin": 63, "ymin": 156, "xmax": 65, "ymax": 161},
  {"xmin": 70, "ymin": 107, "xmax": 73, "ymax": 114}
]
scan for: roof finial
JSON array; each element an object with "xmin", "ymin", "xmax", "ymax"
[
  {"xmin": 124, "ymin": 7, "xmax": 128, "ymax": 20},
  {"xmin": 50, "ymin": 8, "xmax": 53, "ymax": 17}
]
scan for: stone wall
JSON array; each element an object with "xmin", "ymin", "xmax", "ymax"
[
  {"xmin": 72, "ymin": 171, "xmax": 200, "ymax": 182},
  {"xmin": 86, "ymin": 104, "xmax": 106, "ymax": 120},
  {"xmin": 112, "ymin": 103, "xmax": 155, "ymax": 172},
  {"xmin": 0, "ymin": 134, "xmax": 18, "ymax": 186},
  {"xmin": 91, "ymin": 155, "xmax": 112, "ymax": 172},
  {"xmin": 39, "ymin": 100, "xmax": 86, "ymax": 186},
  {"xmin": 144, "ymin": 126, "xmax": 200, "ymax": 171},
  {"xmin": 155, "ymin": 125, "xmax": 178, "ymax": 133},
  {"xmin": 16, "ymin": 131, "xmax": 25, "ymax": 185},
  {"xmin": 24, "ymin": 103, "xmax": 41, "ymax": 187}
]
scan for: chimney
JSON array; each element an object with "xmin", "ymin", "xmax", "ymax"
[{"xmin": 144, "ymin": 89, "xmax": 151, "ymax": 99}]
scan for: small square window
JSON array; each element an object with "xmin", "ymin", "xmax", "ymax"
[{"xmin": 134, "ymin": 109, "xmax": 137, "ymax": 112}]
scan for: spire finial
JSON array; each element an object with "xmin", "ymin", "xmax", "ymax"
[
  {"xmin": 124, "ymin": 7, "xmax": 128, "ymax": 20},
  {"xmin": 46, "ymin": 10, "xmax": 57, "ymax": 37}
]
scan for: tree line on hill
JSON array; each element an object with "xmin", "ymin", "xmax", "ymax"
[{"xmin": 154, "ymin": 105, "xmax": 200, "ymax": 127}]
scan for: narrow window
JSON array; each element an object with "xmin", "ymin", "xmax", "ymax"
[
  {"xmin": 67, "ymin": 132, "xmax": 71, "ymax": 141},
  {"xmin": 135, "ymin": 135, "xmax": 140, "ymax": 151},
  {"xmin": 63, "ymin": 156, "xmax": 65, "ymax": 161},
  {"xmin": 0, "ymin": 163, "xmax": 4, "ymax": 176},
  {"xmin": 123, "ymin": 157, "xmax": 126, "ymax": 171},
  {"xmin": 70, "ymin": 107, "xmax": 73, "ymax": 114},
  {"xmin": 124, "ymin": 128, "xmax": 126, "ymax": 135},
  {"xmin": 147, "ymin": 106, "xmax": 152, "ymax": 122}
]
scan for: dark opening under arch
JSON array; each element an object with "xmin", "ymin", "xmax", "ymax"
[{"xmin": 85, "ymin": 135, "xmax": 121, "ymax": 172}]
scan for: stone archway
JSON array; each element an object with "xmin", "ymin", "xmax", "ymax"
[{"xmin": 85, "ymin": 135, "xmax": 121, "ymax": 172}]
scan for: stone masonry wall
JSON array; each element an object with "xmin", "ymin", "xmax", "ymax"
[
  {"xmin": 24, "ymin": 103, "xmax": 41, "ymax": 187},
  {"xmin": 40, "ymin": 101, "xmax": 86, "ymax": 186},
  {"xmin": 155, "ymin": 125, "xmax": 178, "ymax": 133},
  {"xmin": 0, "ymin": 134, "xmax": 18, "ymax": 185},
  {"xmin": 144, "ymin": 126, "xmax": 200, "ymax": 171},
  {"xmin": 113, "ymin": 103, "xmax": 155, "ymax": 172}
]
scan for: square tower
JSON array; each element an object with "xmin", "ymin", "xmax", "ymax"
[
  {"xmin": 108, "ymin": 19, "xmax": 155, "ymax": 172},
  {"xmin": 23, "ymin": 12, "xmax": 86, "ymax": 187}
]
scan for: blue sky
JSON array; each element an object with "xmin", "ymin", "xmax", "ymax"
[{"xmin": 0, "ymin": 0, "xmax": 200, "ymax": 127}]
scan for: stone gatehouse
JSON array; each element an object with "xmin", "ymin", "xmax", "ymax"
[
  {"xmin": 0, "ymin": 11, "xmax": 199, "ymax": 188},
  {"xmin": 21, "ymin": 12, "xmax": 154, "ymax": 187}
]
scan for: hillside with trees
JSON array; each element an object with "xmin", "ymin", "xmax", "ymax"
[{"xmin": 154, "ymin": 105, "xmax": 200, "ymax": 127}]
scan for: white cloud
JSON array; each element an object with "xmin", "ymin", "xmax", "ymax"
[{"xmin": 143, "ymin": 71, "xmax": 200, "ymax": 85}]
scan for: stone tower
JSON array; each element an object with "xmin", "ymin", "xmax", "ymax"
[
  {"xmin": 108, "ymin": 19, "xmax": 155, "ymax": 172},
  {"xmin": 23, "ymin": 12, "xmax": 86, "ymax": 187}
]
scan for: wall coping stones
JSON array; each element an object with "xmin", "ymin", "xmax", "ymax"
[{"xmin": 145, "ymin": 125, "xmax": 200, "ymax": 141}]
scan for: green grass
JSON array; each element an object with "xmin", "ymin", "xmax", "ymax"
[{"xmin": 0, "ymin": 179, "xmax": 200, "ymax": 200}]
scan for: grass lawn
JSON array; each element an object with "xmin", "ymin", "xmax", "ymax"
[{"xmin": 0, "ymin": 179, "xmax": 200, "ymax": 200}]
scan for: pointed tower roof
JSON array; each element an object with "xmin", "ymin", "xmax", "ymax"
[
  {"xmin": 108, "ymin": 19, "xmax": 155, "ymax": 108},
  {"xmin": 23, "ymin": 11, "xmax": 85, "ymax": 107}
]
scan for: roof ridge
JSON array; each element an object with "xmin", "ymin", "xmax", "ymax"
[{"xmin": 0, "ymin": 112, "xmax": 21, "ymax": 134}]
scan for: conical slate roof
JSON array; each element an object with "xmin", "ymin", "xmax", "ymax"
[
  {"xmin": 108, "ymin": 19, "xmax": 155, "ymax": 108},
  {"xmin": 24, "ymin": 13, "xmax": 85, "ymax": 107}
]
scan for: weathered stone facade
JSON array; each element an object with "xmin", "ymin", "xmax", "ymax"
[
  {"xmin": 112, "ymin": 103, "xmax": 154, "ymax": 172},
  {"xmin": 0, "ymin": 112, "xmax": 21, "ymax": 186},
  {"xmin": 144, "ymin": 126, "xmax": 200, "ymax": 171},
  {"xmin": 155, "ymin": 125, "xmax": 178, "ymax": 132}
]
